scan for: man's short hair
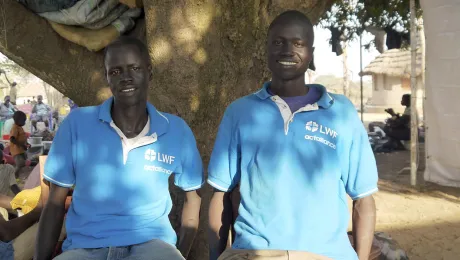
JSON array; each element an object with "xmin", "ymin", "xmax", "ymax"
[
  {"xmin": 103, "ymin": 36, "xmax": 151, "ymax": 65},
  {"xmin": 13, "ymin": 111, "xmax": 26, "ymax": 122},
  {"xmin": 268, "ymin": 10, "xmax": 315, "ymax": 47}
]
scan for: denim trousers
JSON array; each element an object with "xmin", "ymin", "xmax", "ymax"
[{"xmin": 54, "ymin": 239, "xmax": 185, "ymax": 260}]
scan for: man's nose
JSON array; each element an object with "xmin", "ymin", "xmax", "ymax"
[
  {"xmin": 281, "ymin": 42, "xmax": 295, "ymax": 55},
  {"xmin": 120, "ymin": 70, "xmax": 133, "ymax": 83}
]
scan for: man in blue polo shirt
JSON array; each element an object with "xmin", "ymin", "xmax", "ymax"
[
  {"xmin": 208, "ymin": 11, "xmax": 378, "ymax": 260},
  {"xmin": 35, "ymin": 37, "xmax": 204, "ymax": 260}
]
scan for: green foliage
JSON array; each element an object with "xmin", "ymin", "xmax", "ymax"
[{"xmin": 320, "ymin": 0, "xmax": 422, "ymax": 42}]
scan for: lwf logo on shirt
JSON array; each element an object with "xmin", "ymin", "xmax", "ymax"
[
  {"xmin": 144, "ymin": 149, "xmax": 175, "ymax": 175},
  {"xmin": 145, "ymin": 149, "xmax": 157, "ymax": 161},
  {"xmin": 144, "ymin": 149, "xmax": 175, "ymax": 164},
  {"xmin": 305, "ymin": 121, "xmax": 338, "ymax": 149}
]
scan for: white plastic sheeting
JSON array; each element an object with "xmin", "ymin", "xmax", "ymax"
[{"xmin": 421, "ymin": 0, "xmax": 460, "ymax": 187}]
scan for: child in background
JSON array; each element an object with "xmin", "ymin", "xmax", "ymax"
[{"xmin": 9, "ymin": 111, "xmax": 28, "ymax": 178}]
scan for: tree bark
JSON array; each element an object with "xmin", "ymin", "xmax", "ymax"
[{"xmin": 0, "ymin": 1, "xmax": 333, "ymax": 259}]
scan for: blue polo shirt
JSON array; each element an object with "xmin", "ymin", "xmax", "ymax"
[
  {"xmin": 208, "ymin": 83, "xmax": 378, "ymax": 260},
  {"xmin": 44, "ymin": 97, "xmax": 204, "ymax": 251}
]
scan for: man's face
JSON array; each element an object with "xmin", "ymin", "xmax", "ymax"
[
  {"xmin": 267, "ymin": 22, "xmax": 313, "ymax": 81},
  {"xmin": 38, "ymin": 96, "xmax": 43, "ymax": 104},
  {"xmin": 105, "ymin": 44, "xmax": 151, "ymax": 107},
  {"xmin": 4, "ymin": 97, "xmax": 10, "ymax": 105}
]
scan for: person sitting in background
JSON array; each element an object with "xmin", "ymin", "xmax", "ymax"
[
  {"xmin": 10, "ymin": 111, "xmax": 28, "ymax": 178},
  {"xmin": 382, "ymin": 94, "xmax": 411, "ymax": 150},
  {"xmin": 0, "ymin": 96, "xmax": 16, "ymax": 121},
  {"xmin": 31, "ymin": 95, "xmax": 51, "ymax": 131},
  {"xmin": 0, "ymin": 151, "xmax": 20, "ymax": 196}
]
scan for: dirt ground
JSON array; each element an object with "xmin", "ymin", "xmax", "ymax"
[
  {"xmin": 357, "ymin": 112, "xmax": 460, "ymax": 260},
  {"xmin": 367, "ymin": 147, "xmax": 460, "ymax": 260}
]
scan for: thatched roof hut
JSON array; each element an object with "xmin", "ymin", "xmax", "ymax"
[{"xmin": 360, "ymin": 47, "xmax": 423, "ymax": 79}]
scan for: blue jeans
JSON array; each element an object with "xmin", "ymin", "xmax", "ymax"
[{"xmin": 54, "ymin": 239, "xmax": 185, "ymax": 260}]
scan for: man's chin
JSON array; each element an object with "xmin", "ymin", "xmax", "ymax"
[
  {"xmin": 114, "ymin": 96, "xmax": 146, "ymax": 107},
  {"xmin": 274, "ymin": 72, "xmax": 306, "ymax": 82}
]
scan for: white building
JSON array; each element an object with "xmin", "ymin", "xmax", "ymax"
[{"xmin": 361, "ymin": 46, "xmax": 422, "ymax": 113}]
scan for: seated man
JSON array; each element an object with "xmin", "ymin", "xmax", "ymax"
[
  {"xmin": 31, "ymin": 95, "xmax": 51, "ymax": 131},
  {"xmin": 209, "ymin": 11, "xmax": 377, "ymax": 260},
  {"xmin": 0, "ymin": 152, "xmax": 20, "ymax": 196},
  {"xmin": 0, "ymin": 96, "xmax": 16, "ymax": 122},
  {"xmin": 35, "ymin": 37, "xmax": 203, "ymax": 260}
]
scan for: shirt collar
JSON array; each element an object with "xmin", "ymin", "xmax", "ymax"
[
  {"xmin": 254, "ymin": 81, "xmax": 334, "ymax": 109},
  {"xmin": 98, "ymin": 97, "xmax": 169, "ymax": 137}
]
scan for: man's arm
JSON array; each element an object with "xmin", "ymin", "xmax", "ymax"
[
  {"xmin": 208, "ymin": 190, "xmax": 233, "ymax": 260},
  {"xmin": 0, "ymin": 205, "xmax": 42, "ymax": 242},
  {"xmin": 34, "ymin": 184, "xmax": 69, "ymax": 260},
  {"xmin": 352, "ymin": 195, "xmax": 376, "ymax": 260},
  {"xmin": 32, "ymin": 105, "xmax": 37, "ymax": 114},
  {"xmin": 0, "ymin": 105, "xmax": 8, "ymax": 117},
  {"xmin": 177, "ymin": 190, "xmax": 202, "ymax": 257}
]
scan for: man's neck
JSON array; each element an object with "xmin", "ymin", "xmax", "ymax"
[
  {"xmin": 270, "ymin": 76, "xmax": 308, "ymax": 97},
  {"xmin": 111, "ymin": 101, "xmax": 149, "ymax": 138}
]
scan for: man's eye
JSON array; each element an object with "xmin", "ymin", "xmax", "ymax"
[
  {"xmin": 274, "ymin": 40, "xmax": 283, "ymax": 46},
  {"xmin": 132, "ymin": 67, "xmax": 140, "ymax": 71},
  {"xmin": 294, "ymin": 42, "xmax": 304, "ymax": 47},
  {"xmin": 110, "ymin": 70, "xmax": 120, "ymax": 76}
]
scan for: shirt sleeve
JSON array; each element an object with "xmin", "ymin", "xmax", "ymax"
[
  {"xmin": 207, "ymin": 108, "xmax": 240, "ymax": 192},
  {"xmin": 343, "ymin": 117, "xmax": 379, "ymax": 200},
  {"xmin": 43, "ymin": 115, "xmax": 75, "ymax": 188},
  {"xmin": 174, "ymin": 122, "xmax": 204, "ymax": 191}
]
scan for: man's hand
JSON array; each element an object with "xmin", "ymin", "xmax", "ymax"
[
  {"xmin": 384, "ymin": 108, "xmax": 395, "ymax": 116},
  {"xmin": 352, "ymin": 195, "xmax": 376, "ymax": 260},
  {"xmin": 177, "ymin": 190, "xmax": 202, "ymax": 258}
]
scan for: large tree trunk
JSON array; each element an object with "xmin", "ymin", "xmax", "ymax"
[{"xmin": 0, "ymin": 1, "xmax": 333, "ymax": 259}]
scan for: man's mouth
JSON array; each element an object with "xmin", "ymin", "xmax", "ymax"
[
  {"xmin": 277, "ymin": 60, "xmax": 298, "ymax": 66},
  {"xmin": 121, "ymin": 88, "xmax": 136, "ymax": 93}
]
